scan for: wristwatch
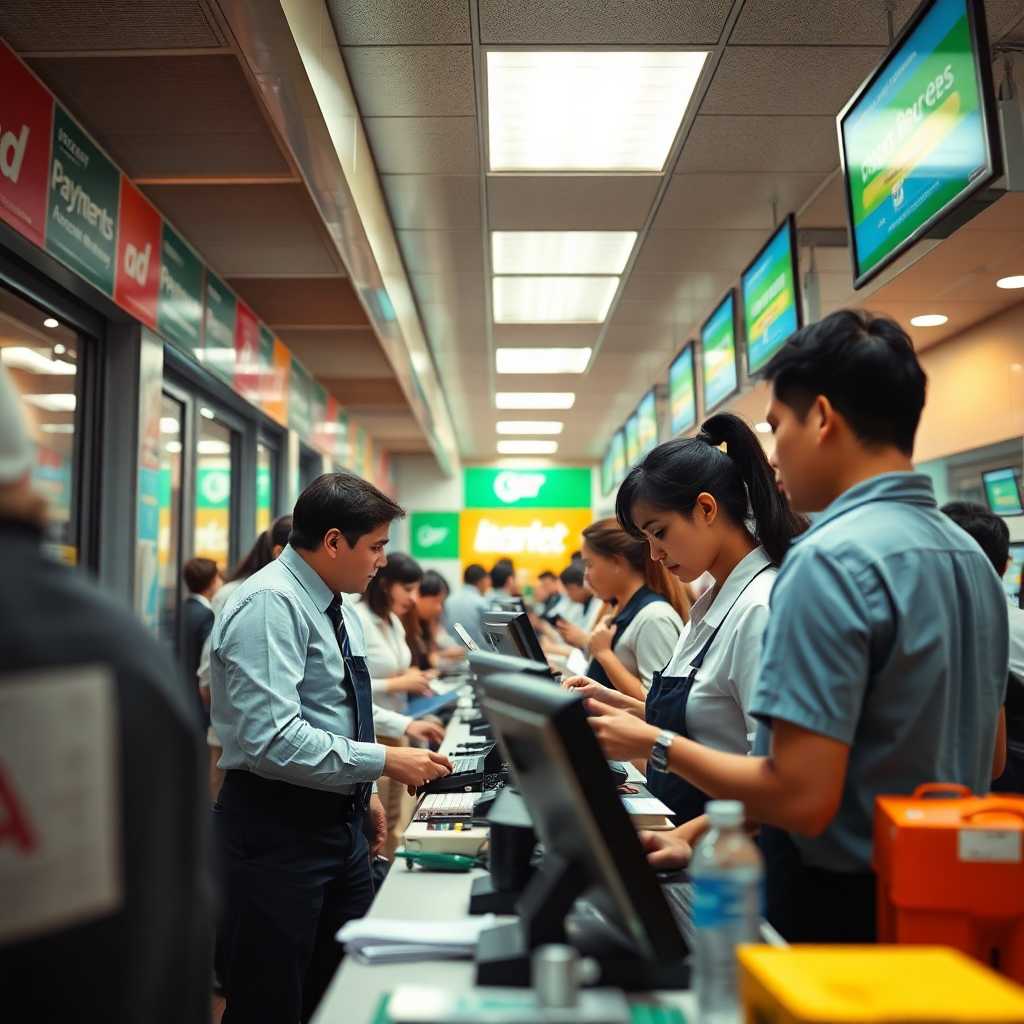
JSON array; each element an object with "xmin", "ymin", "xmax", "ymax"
[{"xmin": 648, "ymin": 729, "xmax": 678, "ymax": 773}]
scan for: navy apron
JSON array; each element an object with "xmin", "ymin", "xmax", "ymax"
[
  {"xmin": 585, "ymin": 586, "xmax": 666, "ymax": 688},
  {"xmin": 645, "ymin": 565, "xmax": 773, "ymax": 823}
]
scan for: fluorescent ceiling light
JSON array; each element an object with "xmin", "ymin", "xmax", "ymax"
[
  {"xmin": 755, "ymin": 422, "xmax": 772, "ymax": 434},
  {"xmin": 487, "ymin": 51, "xmax": 707, "ymax": 172},
  {"xmin": 199, "ymin": 406, "xmax": 215, "ymax": 420},
  {"xmin": 1, "ymin": 347, "xmax": 76, "ymax": 375},
  {"xmin": 496, "ymin": 347, "xmax": 592, "ymax": 374},
  {"xmin": 43, "ymin": 317, "xmax": 59, "ymax": 329},
  {"xmin": 493, "ymin": 277, "xmax": 618, "ymax": 324},
  {"xmin": 165, "ymin": 441, "xmax": 183, "ymax": 454},
  {"xmin": 910, "ymin": 314, "xmax": 948, "ymax": 327},
  {"xmin": 40, "ymin": 423, "xmax": 75, "ymax": 434},
  {"xmin": 496, "ymin": 420, "xmax": 564, "ymax": 435},
  {"xmin": 496, "ymin": 392, "xmax": 575, "ymax": 410},
  {"xmin": 997, "ymin": 275, "xmax": 1024, "ymax": 289},
  {"xmin": 24, "ymin": 393, "xmax": 76, "ymax": 412},
  {"xmin": 497, "ymin": 440, "xmax": 559, "ymax": 455},
  {"xmin": 197, "ymin": 440, "xmax": 231, "ymax": 456},
  {"xmin": 492, "ymin": 232, "xmax": 636, "ymax": 274},
  {"xmin": 160, "ymin": 416, "xmax": 180, "ymax": 434}
]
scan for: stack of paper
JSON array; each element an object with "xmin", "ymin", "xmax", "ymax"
[{"xmin": 336, "ymin": 914, "xmax": 496, "ymax": 964}]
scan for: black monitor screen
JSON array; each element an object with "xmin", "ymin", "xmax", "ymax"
[{"xmin": 482, "ymin": 611, "xmax": 547, "ymax": 666}]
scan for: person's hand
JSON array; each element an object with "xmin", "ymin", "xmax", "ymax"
[
  {"xmin": 563, "ymin": 679, "xmax": 644, "ymax": 717},
  {"xmin": 555, "ymin": 619, "xmax": 588, "ymax": 650},
  {"xmin": 638, "ymin": 829, "xmax": 693, "ymax": 870},
  {"xmin": 388, "ymin": 669, "xmax": 435, "ymax": 696},
  {"xmin": 382, "ymin": 745, "xmax": 452, "ymax": 796},
  {"xmin": 368, "ymin": 794, "xmax": 387, "ymax": 856},
  {"xmin": 587, "ymin": 699, "xmax": 659, "ymax": 761},
  {"xmin": 439, "ymin": 645, "xmax": 465, "ymax": 662},
  {"xmin": 588, "ymin": 616, "xmax": 617, "ymax": 657},
  {"xmin": 405, "ymin": 719, "xmax": 445, "ymax": 747}
]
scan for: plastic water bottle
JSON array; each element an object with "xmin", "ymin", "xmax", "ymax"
[{"xmin": 689, "ymin": 800, "xmax": 763, "ymax": 1023}]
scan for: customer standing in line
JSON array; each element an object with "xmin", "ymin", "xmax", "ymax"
[
  {"xmin": 211, "ymin": 474, "xmax": 452, "ymax": 1024},
  {"xmin": 443, "ymin": 563, "xmax": 491, "ymax": 646}
]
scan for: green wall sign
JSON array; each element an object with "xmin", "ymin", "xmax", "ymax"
[
  {"xmin": 410, "ymin": 511, "xmax": 460, "ymax": 559},
  {"xmin": 464, "ymin": 467, "xmax": 591, "ymax": 509},
  {"xmin": 158, "ymin": 221, "xmax": 204, "ymax": 354}
]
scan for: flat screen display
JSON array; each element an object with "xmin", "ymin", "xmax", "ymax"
[
  {"xmin": 625, "ymin": 413, "xmax": 640, "ymax": 467},
  {"xmin": 982, "ymin": 467, "xmax": 1024, "ymax": 516},
  {"xmin": 668, "ymin": 343, "xmax": 697, "ymax": 436},
  {"xmin": 838, "ymin": 0, "xmax": 1001, "ymax": 288},
  {"xmin": 636, "ymin": 390, "xmax": 658, "ymax": 458},
  {"xmin": 1004, "ymin": 542, "xmax": 1023, "ymax": 604},
  {"xmin": 701, "ymin": 291, "xmax": 738, "ymax": 413},
  {"xmin": 741, "ymin": 215, "xmax": 802, "ymax": 374},
  {"xmin": 600, "ymin": 446, "xmax": 614, "ymax": 497},
  {"xmin": 610, "ymin": 430, "xmax": 626, "ymax": 484}
]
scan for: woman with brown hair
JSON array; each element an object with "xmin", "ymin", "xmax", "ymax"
[{"xmin": 574, "ymin": 516, "xmax": 690, "ymax": 700}]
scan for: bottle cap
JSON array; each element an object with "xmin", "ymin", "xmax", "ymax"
[{"xmin": 706, "ymin": 800, "xmax": 744, "ymax": 827}]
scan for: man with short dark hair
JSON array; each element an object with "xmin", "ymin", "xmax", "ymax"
[
  {"xmin": 489, "ymin": 561, "xmax": 516, "ymax": 597},
  {"xmin": 589, "ymin": 310, "xmax": 1008, "ymax": 943},
  {"xmin": 182, "ymin": 557, "xmax": 221, "ymax": 722},
  {"xmin": 211, "ymin": 473, "xmax": 452, "ymax": 1023},
  {"xmin": 443, "ymin": 563, "xmax": 490, "ymax": 646},
  {"xmin": 942, "ymin": 500, "xmax": 1022, "ymax": 793}
]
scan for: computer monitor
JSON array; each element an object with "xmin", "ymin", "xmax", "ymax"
[
  {"xmin": 491, "ymin": 596, "xmax": 527, "ymax": 614},
  {"xmin": 469, "ymin": 649, "xmax": 557, "ymax": 683},
  {"xmin": 1005, "ymin": 542, "xmax": 1023, "ymax": 605},
  {"xmin": 982, "ymin": 467, "xmax": 1024, "ymax": 516},
  {"xmin": 473, "ymin": 670, "xmax": 689, "ymax": 988},
  {"xmin": 482, "ymin": 611, "xmax": 548, "ymax": 666}
]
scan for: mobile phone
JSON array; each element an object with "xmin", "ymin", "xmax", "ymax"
[{"xmin": 451, "ymin": 622, "xmax": 480, "ymax": 652}]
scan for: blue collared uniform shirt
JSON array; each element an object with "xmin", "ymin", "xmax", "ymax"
[
  {"xmin": 210, "ymin": 544, "xmax": 386, "ymax": 792},
  {"xmin": 750, "ymin": 472, "xmax": 1008, "ymax": 872}
]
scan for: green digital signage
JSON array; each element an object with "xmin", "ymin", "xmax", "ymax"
[
  {"xmin": 839, "ymin": 0, "xmax": 1000, "ymax": 288},
  {"xmin": 610, "ymin": 430, "xmax": 626, "ymax": 485},
  {"xmin": 742, "ymin": 215, "xmax": 802, "ymax": 374},
  {"xmin": 636, "ymin": 390, "xmax": 658, "ymax": 458},
  {"xmin": 701, "ymin": 291, "xmax": 738, "ymax": 413},
  {"xmin": 668, "ymin": 342, "xmax": 697, "ymax": 436},
  {"xmin": 983, "ymin": 467, "xmax": 1023, "ymax": 517},
  {"xmin": 464, "ymin": 467, "xmax": 591, "ymax": 509},
  {"xmin": 624, "ymin": 413, "xmax": 640, "ymax": 467}
]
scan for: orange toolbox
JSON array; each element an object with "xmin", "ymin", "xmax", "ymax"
[{"xmin": 874, "ymin": 783, "xmax": 1024, "ymax": 982}]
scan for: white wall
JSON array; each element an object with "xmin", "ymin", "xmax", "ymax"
[{"xmin": 392, "ymin": 453, "xmax": 462, "ymax": 583}]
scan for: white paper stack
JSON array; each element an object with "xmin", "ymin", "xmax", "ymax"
[{"xmin": 336, "ymin": 914, "xmax": 496, "ymax": 964}]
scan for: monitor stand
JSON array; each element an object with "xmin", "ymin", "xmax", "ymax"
[{"xmin": 475, "ymin": 853, "xmax": 690, "ymax": 990}]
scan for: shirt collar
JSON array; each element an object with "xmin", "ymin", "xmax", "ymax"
[
  {"xmin": 693, "ymin": 545, "xmax": 773, "ymax": 630},
  {"xmin": 190, "ymin": 593, "xmax": 213, "ymax": 611},
  {"xmin": 278, "ymin": 543, "xmax": 336, "ymax": 613},
  {"xmin": 795, "ymin": 471, "xmax": 936, "ymax": 544}
]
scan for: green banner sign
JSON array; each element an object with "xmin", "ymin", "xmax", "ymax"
[
  {"xmin": 203, "ymin": 272, "xmax": 236, "ymax": 383},
  {"xmin": 464, "ymin": 467, "xmax": 591, "ymax": 509},
  {"xmin": 46, "ymin": 106, "xmax": 119, "ymax": 295},
  {"xmin": 410, "ymin": 511, "xmax": 460, "ymax": 559},
  {"xmin": 158, "ymin": 221, "xmax": 204, "ymax": 354}
]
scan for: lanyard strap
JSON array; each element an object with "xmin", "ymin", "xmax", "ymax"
[{"xmin": 689, "ymin": 563, "xmax": 773, "ymax": 671}]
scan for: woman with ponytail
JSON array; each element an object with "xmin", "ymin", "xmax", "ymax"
[
  {"xmin": 568, "ymin": 412, "xmax": 805, "ymax": 834},
  {"xmin": 573, "ymin": 517, "xmax": 690, "ymax": 700}
]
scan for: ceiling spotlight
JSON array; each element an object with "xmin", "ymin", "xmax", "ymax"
[
  {"xmin": 199, "ymin": 407, "xmax": 215, "ymax": 420},
  {"xmin": 996, "ymin": 275, "xmax": 1024, "ymax": 289},
  {"xmin": 53, "ymin": 343, "xmax": 66, "ymax": 355},
  {"xmin": 909, "ymin": 314, "xmax": 948, "ymax": 327},
  {"xmin": 43, "ymin": 317, "xmax": 59, "ymax": 329},
  {"xmin": 754, "ymin": 422, "xmax": 772, "ymax": 434}
]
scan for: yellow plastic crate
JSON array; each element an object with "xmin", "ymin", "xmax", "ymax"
[{"xmin": 737, "ymin": 945, "xmax": 1024, "ymax": 1023}]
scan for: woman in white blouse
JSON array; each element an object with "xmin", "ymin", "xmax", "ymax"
[
  {"xmin": 354, "ymin": 552, "xmax": 440, "ymax": 858},
  {"xmin": 568, "ymin": 413, "xmax": 805, "ymax": 846}
]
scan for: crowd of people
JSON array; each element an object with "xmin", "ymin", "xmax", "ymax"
[{"xmin": 2, "ymin": 307, "xmax": 1022, "ymax": 1024}]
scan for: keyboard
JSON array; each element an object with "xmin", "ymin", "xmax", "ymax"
[
  {"xmin": 451, "ymin": 754, "xmax": 486, "ymax": 774},
  {"xmin": 662, "ymin": 880, "xmax": 695, "ymax": 946}
]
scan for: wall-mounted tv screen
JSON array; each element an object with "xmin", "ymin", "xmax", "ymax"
[
  {"xmin": 668, "ymin": 342, "xmax": 697, "ymax": 436},
  {"xmin": 1005, "ymin": 542, "xmax": 1023, "ymax": 605},
  {"xmin": 982, "ymin": 466, "xmax": 1024, "ymax": 516},
  {"xmin": 610, "ymin": 430, "xmax": 626, "ymax": 485},
  {"xmin": 742, "ymin": 214, "xmax": 802, "ymax": 374},
  {"xmin": 701, "ymin": 290, "xmax": 739, "ymax": 413},
  {"xmin": 837, "ymin": 0, "xmax": 1002, "ymax": 289},
  {"xmin": 625, "ymin": 413, "xmax": 640, "ymax": 467},
  {"xmin": 600, "ymin": 445, "xmax": 614, "ymax": 497},
  {"xmin": 636, "ymin": 390, "xmax": 658, "ymax": 458}
]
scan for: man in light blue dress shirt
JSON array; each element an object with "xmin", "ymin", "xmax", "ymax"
[
  {"xmin": 587, "ymin": 311, "xmax": 1007, "ymax": 943},
  {"xmin": 211, "ymin": 474, "xmax": 451, "ymax": 1024}
]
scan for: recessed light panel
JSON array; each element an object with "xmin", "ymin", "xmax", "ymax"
[
  {"xmin": 493, "ymin": 277, "xmax": 619, "ymax": 324},
  {"xmin": 23, "ymin": 393, "xmax": 76, "ymax": 412},
  {"xmin": 997, "ymin": 275, "xmax": 1024, "ymax": 289},
  {"xmin": 496, "ymin": 392, "xmax": 575, "ymax": 410},
  {"xmin": 910, "ymin": 314, "xmax": 948, "ymax": 327},
  {"xmin": 1, "ymin": 347, "xmax": 76, "ymax": 375},
  {"xmin": 497, "ymin": 440, "xmax": 559, "ymax": 455},
  {"xmin": 492, "ymin": 232, "xmax": 636, "ymax": 274},
  {"xmin": 496, "ymin": 347, "xmax": 592, "ymax": 374},
  {"xmin": 487, "ymin": 50, "xmax": 708, "ymax": 172},
  {"xmin": 496, "ymin": 421, "xmax": 564, "ymax": 435}
]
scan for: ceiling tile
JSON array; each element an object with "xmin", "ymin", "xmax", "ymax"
[
  {"xmin": 620, "ymin": 271, "xmax": 736, "ymax": 307},
  {"xmin": 701, "ymin": 46, "xmax": 884, "ymax": 116},
  {"xmin": 730, "ymin": 0, "xmax": 918, "ymax": 45},
  {"xmin": 982, "ymin": 1, "xmax": 1024, "ymax": 40},
  {"xmin": 327, "ymin": 0, "xmax": 470, "ymax": 44},
  {"xmin": 397, "ymin": 230, "xmax": 485, "ymax": 274},
  {"xmin": 382, "ymin": 175, "xmax": 481, "ymax": 230},
  {"xmin": 659, "ymin": 173, "xmax": 826, "ymax": 230},
  {"xmin": 796, "ymin": 172, "xmax": 848, "ymax": 228},
  {"xmin": 410, "ymin": 273, "xmax": 486, "ymax": 308},
  {"xmin": 364, "ymin": 117, "xmax": 480, "ymax": 174},
  {"xmin": 677, "ymin": 115, "xmax": 839, "ymax": 173},
  {"xmin": 633, "ymin": 228, "xmax": 771, "ymax": 273},
  {"xmin": 342, "ymin": 46, "xmax": 475, "ymax": 116},
  {"xmin": 479, "ymin": 0, "xmax": 732, "ymax": 44},
  {"xmin": 227, "ymin": 278, "xmax": 366, "ymax": 328},
  {"xmin": 601, "ymin": 322, "xmax": 677, "ymax": 352},
  {"xmin": 488, "ymin": 176, "xmax": 659, "ymax": 230},
  {"xmin": 278, "ymin": 328, "xmax": 393, "ymax": 378},
  {"xmin": 493, "ymin": 324, "xmax": 602, "ymax": 347}
]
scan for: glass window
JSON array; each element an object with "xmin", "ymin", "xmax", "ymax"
[
  {"xmin": 0, "ymin": 286, "xmax": 82, "ymax": 563},
  {"xmin": 194, "ymin": 411, "xmax": 234, "ymax": 574},
  {"xmin": 158, "ymin": 394, "xmax": 184, "ymax": 645},
  {"xmin": 257, "ymin": 441, "xmax": 275, "ymax": 534}
]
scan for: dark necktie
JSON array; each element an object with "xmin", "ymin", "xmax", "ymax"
[{"xmin": 326, "ymin": 595, "xmax": 375, "ymax": 810}]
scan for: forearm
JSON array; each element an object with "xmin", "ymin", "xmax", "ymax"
[
  {"xmin": 594, "ymin": 650, "xmax": 645, "ymax": 700},
  {"xmin": 373, "ymin": 705, "xmax": 412, "ymax": 738}
]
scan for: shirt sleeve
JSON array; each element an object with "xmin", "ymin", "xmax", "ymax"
[
  {"xmin": 197, "ymin": 634, "xmax": 212, "ymax": 690},
  {"xmin": 216, "ymin": 590, "xmax": 386, "ymax": 787},
  {"xmin": 632, "ymin": 609, "xmax": 683, "ymax": 689},
  {"xmin": 373, "ymin": 705, "xmax": 412, "ymax": 738},
  {"xmin": 749, "ymin": 549, "xmax": 872, "ymax": 745},
  {"xmin": 722, "ymin": 601, "xmax": 771, "ymax": 748}
]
